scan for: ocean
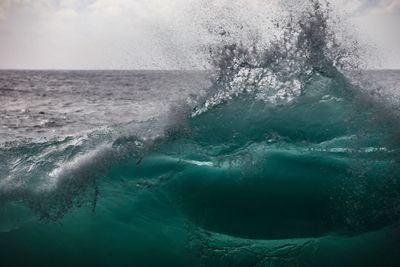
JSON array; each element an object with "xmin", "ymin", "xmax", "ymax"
[
  {"xmin": 1, "ymin": 68, "xmax": 399, "ymax": 267},
  {"xmin": 1, "ymin": 2, "xmax": 400, "ymax": 267},
  {"xmin": 0, "ymin": 70, "xmax": 208, "ymax": 140}
]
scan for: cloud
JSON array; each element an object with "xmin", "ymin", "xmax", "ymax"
[
  {"xmin": 351, "ymin": 0, "xmax": 400, "ymax": 15},
  {"xmin": 88, "ymin": 0, "xmax": 124, "ymax": 17},
  {"xmin": 0, "ymin": 0, "xmax": 12, "ymax": 20},
  {"xmin": 0, "ymin": 0, "xmax": 399, "ymax": 69},
  {"xmin": 0, "ymin": 0, "xmax": 205, "ymax": 69},
  {"xmin": 374, "ymin": 0, "xmax": 400, "ymax": 14},
  {"xmin": 55, "ymin": 8, "xmax": 78, "ymax": 18}
]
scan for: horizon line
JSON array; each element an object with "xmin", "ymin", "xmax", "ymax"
[
  {"xmin": 0, "ymin": 68, "xmax": 206, "ymax": 72},
  {"xmin": 0, "ymin": 68, "xmax": 399, "ymax": 72}
]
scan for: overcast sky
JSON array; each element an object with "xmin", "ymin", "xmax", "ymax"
[{"xmin": 0, "ymin": 0, "xmax": 399, "ymax": 69}]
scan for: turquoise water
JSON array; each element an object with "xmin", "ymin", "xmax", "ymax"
[
  {"xmin": 1, "ymin": 70, "xmax": 399, "ymax": 266},
  {"xmin": 1, "ymin": 1, "xmax": 400, "ymax": 266}
]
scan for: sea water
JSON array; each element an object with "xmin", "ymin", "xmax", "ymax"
[{"xmin": 1, "ymin": 2, "xmax": 400, "ymax": 267}]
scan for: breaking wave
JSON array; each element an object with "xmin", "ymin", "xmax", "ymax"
[{"xmin": 1, "ymin": 1, "xmax": 400, "ymax": 266}]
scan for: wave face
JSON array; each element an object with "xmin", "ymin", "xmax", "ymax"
[{"xmin": 1, "ymin": 1, "xmax": 400, "ymax": 266}]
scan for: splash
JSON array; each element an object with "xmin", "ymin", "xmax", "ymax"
[{"xmin": 191, "ymin": 0, "xmax": 361, "ymax": 115}]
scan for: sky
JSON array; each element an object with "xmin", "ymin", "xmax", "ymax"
[{"xmin": 0, "ymin": 0, "xmax": 399, "ymax": 70}]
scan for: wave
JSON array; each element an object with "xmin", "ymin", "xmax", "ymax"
[{"xmin": 1, "ymin": 1, "xmax": 400, "ymax": 266}]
